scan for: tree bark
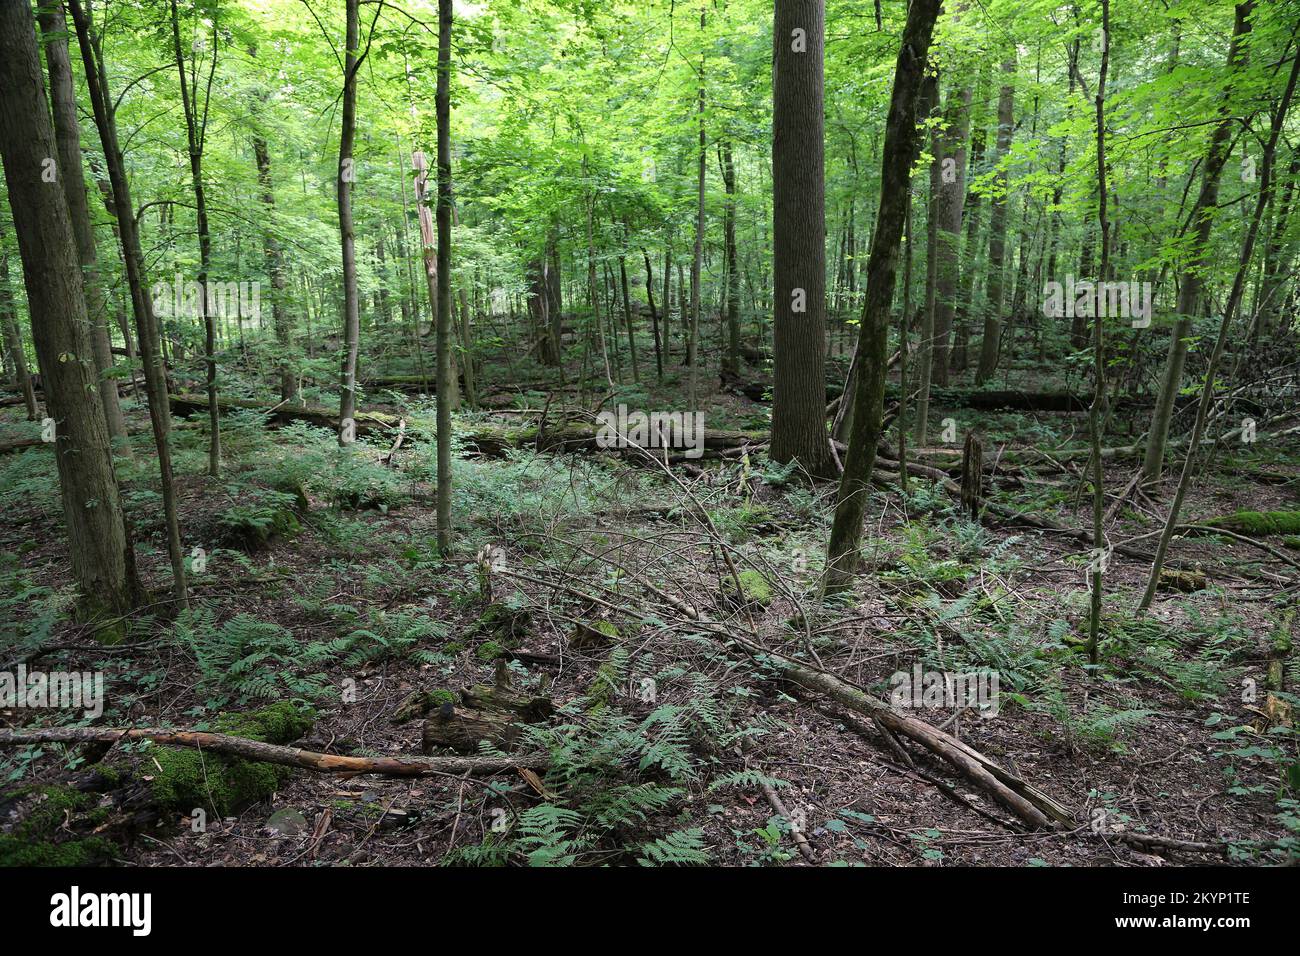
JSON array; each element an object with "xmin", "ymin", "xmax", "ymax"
[
  {"xmin": 975, "ymin": 56, "xmax": 1016, "ymax": 385},
  {"xmin": 69, "ymin": 0, "xmax": 187, "ymax": 608},
  {"xmin": 932, "ymin": 64, "xmax": 972, "ymax": 386},
  {"xmin": 169, "ymin": 0, "xmax": 220, "ymax": 475},
  {"xmin": 0, "ymin": 246, "xmax": 38, "ymax": 420},
  {"xmin": 0, "ymin": 0, "xmax": 141, "ymax": 616},
  {"xmin": 337, "ymin": 0, "xmax": 364, "ymax": 445},
  {"xmin": 37, "ymin": 1, "xmax": 129, "ymax": 456},
  {"xmin": 824, "ymin": 0, "xmax": 942, "ymax": 592},
  {"xmin": 720, "ymin": 139, "xmax": 741, "ymax": 378},
  {"xmin": 435, "ymin": 0, "xmax": 454, "ymax": 550},
  {"xmin": 770, "ymin": 0, "xmax": 836, "ymax": 477}
]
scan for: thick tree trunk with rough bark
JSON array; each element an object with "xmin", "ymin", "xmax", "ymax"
[
  {"xmin": 0, "ymin": 0, "xmax": 141, "ymax": 617},
  {"xmin": 337, "ymin": 0, "xmax": 363, "ymax": 445},
  {"xmin": 770, "ymin": 0, "xmax": 836, "ymax": 477},
  {"xmin": 37, "ymin": 1, "xmax": 129, "ymax": 456}
]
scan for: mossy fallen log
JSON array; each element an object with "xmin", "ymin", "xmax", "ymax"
[
  {"xmin": 168, "ymin": 393, "xmax": 402, "ymax": 436},
  {"xmin": 1206, "ymin": 510, "xmax": 1300, "ymax": 536}
]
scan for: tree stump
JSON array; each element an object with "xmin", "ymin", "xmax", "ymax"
[{"xmin": 421, "ymin": 703, "xmax": 520, "ymax": 755}]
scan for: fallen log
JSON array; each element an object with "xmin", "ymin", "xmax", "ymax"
[
  {"xmin": 169, "ymin": 393, "xmax": 401, "ymax": 436},
  {"xmin": 0, "ymin": 726, "xmax": 545, "ymax": 776}
]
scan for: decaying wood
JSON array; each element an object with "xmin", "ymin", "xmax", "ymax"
[
  {"xmin": 0, "ymin": 726, "xmax": 545, "ymax": 775},
  {"xmin": 422, "ymin": 703, "xmax": 520, "ymax": 754}
]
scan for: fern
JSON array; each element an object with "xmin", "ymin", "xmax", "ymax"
[{"xmin": 638, "ymin": 828, "xmax": 711, "ymax": 866}]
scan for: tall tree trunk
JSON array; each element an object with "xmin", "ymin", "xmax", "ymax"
[
  {"xmin": 1256, "ymin": 153, "xmax": 1298, "ymax": 339},
  {"xmin": 1141, "ymin": 2, "xmax": 1253, "ymax": 483},
  {"xmin": 618, "ymin": 248, "xmax": 639, "ymax": 383},
  {"xmin": 1085, "ymin": 0, "xmax": 1112, "ymax": 666},
  {"xmin": 0, "ymin": 0, "xmax": 141, "ymax": 616},
  {"xmin": 253, "ymin": 135, "xmax": 292, "ymax": 401},
  {"xmin": 953, "ymin": 71, "xmax": 989, "ymax": 374},
  {"xmin": 824, "ymin": 0, "xmax": 942, "ymax": 592},
  {"xmin": 975, "ymin": 56, "xmax": 1016, "ymax": 385},
  {"xmin": 643, "ymin": 249, "xmax": 664, "ymax": 382},
  {"xmin": 932, "ymin": 63, "xmax": 972, "ymax": 385},
  {"xmin": 720, "ymin": 139, "xmax": 741, "ymax": 378},
  {"xmin": 583, "ymin": 163, "xmax": 613, "ymax": 388},
  {"xmin": 169, "ymin": 0, "xmax": 219, "ymax": 474},
  {"xmin": 687, "ymin": 7, "xmax": 707, "ymax": 408},
  {"xmin": 435, "ymin": 0, "xmax": 454, "ymax": 550},
  {"xmin": 770, "ymin": 0, "xmax": 835, "ymax": 477},
  {"xmin": 69, "ymin": 0, "xmax": 187, "ymax": 608},
  {"xmin": 337, "ymin": 0, "xmax": 363, "ymax": 444},
  {"xmin": 37, "ymin": 1, "xmax": 128, "ymax": 456},
  {"xmin": 914, "ymin": 73, "xmax": 941, "ymax": 447}
]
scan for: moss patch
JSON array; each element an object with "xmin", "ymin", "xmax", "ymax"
[
  {"xmin": 0, "ymin": 784, "xmax": 116, "ymax": 867},
  {"xmin": 1206, "ymin": 510, "xmax": 1300, "ymax": 536},
  {"xmin": 723, "ymin": 569, "xmax": 772, "ymax": 606},
  {"xmin": 146, "ymin": 701, "xmax": 315, "ymax": 817}
]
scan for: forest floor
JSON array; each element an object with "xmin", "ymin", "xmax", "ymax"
[{"xmin": 2, "ymin": 355, "xmax": 1298, "ymax": 867}]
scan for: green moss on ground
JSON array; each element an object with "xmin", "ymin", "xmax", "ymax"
[
  {"xmin": 723, "ymin": 569, "xmax": 772, "ymax": 606},
  {"xmin": 0, "ymin": 784, "xmax": 116, "ymax": 867},
  {"xmin": 146, "ymin": 701, "xmax": 315, "ymax": 817},
  {"xmin": 1206, "ymin": 510, "xmax": 1300, "ymax": 536}
]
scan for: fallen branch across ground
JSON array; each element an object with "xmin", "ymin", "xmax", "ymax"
[{"xmin": 0, "ymin": 727, "xmax": 546, "ymax": 777}]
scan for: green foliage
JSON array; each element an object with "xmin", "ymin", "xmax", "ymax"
[{"xmin": 172, "ymin": 608, "xmax": 337, "ymax": 706}]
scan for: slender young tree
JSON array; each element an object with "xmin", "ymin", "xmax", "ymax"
[
  {"xmin": 435, "ymin": 0, "xmax": 454, "ymax": 550},
  {"xmin": 975, "ymin": 55, "xmax": 1016, "ymax": 385},
  {"xmin": 770, "ymin": 0, "xmax": 836, "ymax": 477},
  {"xmin": 1141, "ymin": 2, "xmax": 1254, "ymax": 483},
  {"xmin": 1139, "ymin": 32, "xmax": 1300, "ymax": 612},
  {"xmin": 824, "ymin": 0, "xmax": 943, "ymax": 593},
  {"xmin": 1085, "ymin": 0, "xmax": 1112, "ymax": 666},
  {"xmin": 337, "ymin": 0, "xmax": 377, "ymax": 445},
  {"xmin": 0, "ymin": 0, "xmax": 141, "ymax": 616},
  {"xmin": 169, "ymin": 0, "xmax": 220, "ymax": 474},
  {"xmin": 68, "ymin": 0, "xmax": 187, "ymax": 608}
]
